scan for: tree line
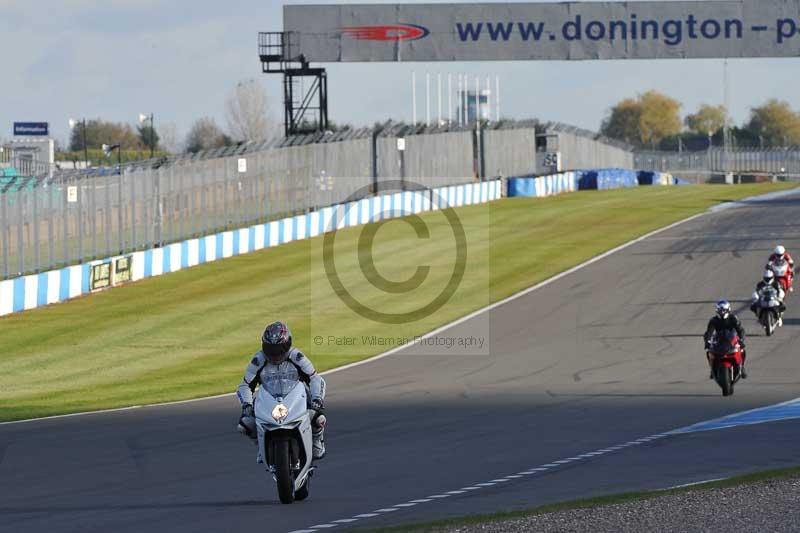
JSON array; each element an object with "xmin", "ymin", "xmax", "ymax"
[
  {"xmin": 600, "ymin": 91, "xmax": 800, "ymax": 151},
  {"xmin": 65, "ymin": 79, "xmax": 277, "ymax": 160}
]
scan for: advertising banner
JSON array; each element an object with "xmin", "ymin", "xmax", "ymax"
[{"xmin": 284, "ymin": 1, "xmax": 800, "ymax": 62}]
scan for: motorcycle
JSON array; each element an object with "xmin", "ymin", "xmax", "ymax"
[
  {"xmin": 752, "ymin": 285, "xmax": 783, "ymax": 336},
  {"xmin": 254, "ymin": 368, "xmax": 318, "ymax": 504},
  {"xmin": 767, "ymin": 258, "xmax": 794, "ymax": 293},
  {"xmin": 707, "ymin": 329, "xmax": 744, "ymax": 397}
]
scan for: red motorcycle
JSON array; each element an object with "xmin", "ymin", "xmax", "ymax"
[
  {"xmin": 767, "ymin": 258, "xmax": 794, "ymax": 293},
  {"xmin": 707, "ymin": 329, "xmax": 744, "ymax": 397}
]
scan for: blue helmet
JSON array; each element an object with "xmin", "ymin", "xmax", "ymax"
[{"xmin": 716, "ymin": 300, "xmax": 731, "ymax": 319}]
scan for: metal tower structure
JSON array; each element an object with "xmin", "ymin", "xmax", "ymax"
[{"xmin": 259, "ymin": 32, "xmax": 329, "ymax": 137}]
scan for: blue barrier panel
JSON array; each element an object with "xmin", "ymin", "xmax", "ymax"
[
  {"xmin": 59, "ymin": 267, "xmax": 70, "ymax": 301},
  {"xmin": 507, "ymin": 177, "xmax": 537, "ymax": 197},
  {"xmin": 12, "ymin": 277, "xmax": 24, "ymax": 312},
  {"xmin": 637, "ymin": 171, "xmax": 656, "ymax": 185},
  {"xmin": 37, "ymin": 272, "xmax": 48, "ymax": 307},
  {"xmin": 232, "ymin": 230, "xmax": 240, "ymax": 256},
  {"xmin": 578, "ymin": 171, "xmax": 598, "ymax": 190},
  {"xmin": 596, "ymin": 169, "xmax": 638, "ymax": 190}
]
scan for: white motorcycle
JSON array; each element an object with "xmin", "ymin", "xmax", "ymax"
[
  {"xmin": 254, "ymin": 371, "xmax": 318, "ymax": 504},
  {"xmin": 753, "ymin": 285, "xmax": 784, "ymax": 336}
]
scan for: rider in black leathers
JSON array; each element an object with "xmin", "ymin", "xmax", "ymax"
[
  {"xmin": 750, "ymin": 269, "xmax": 786, "ymax": 316},
  {"xmin": 704, "ymin": 300, "xmax": 747, "ymax": 379}
]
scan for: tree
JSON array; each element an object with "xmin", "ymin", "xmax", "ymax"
[
  {"xmin": 224, "ymin": 79, "xmax": 275, "ymax": 142},
  {"xmin": 686, "ymin": 104, "xmax": 728, "ymax": 136},
  {"xmin": 137, "ymin": 124, "xmax": 160, "ymax": 152},
  {"xmin": 746, "ymin": 99, "xmax": 800, "ymax": 146},
  {"xmin": 69, "ymin": 119, "xmax": 142, "ymax": 151},
  {"xmin": 638, "ymin": 90, "xmax": 682, "ymax": 148},
  {"xmin": 601, "ymin": 90, "xmax": 682, "ymax": 148},
  {"xmin": 600, "ymin": 98, "xmax": 642, "ymax": 145},
  {"xmin": 185, "ymin": 117, "xmax": 230, "ymax": 153}
]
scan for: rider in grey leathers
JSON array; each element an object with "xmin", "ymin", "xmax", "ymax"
[{"xmin": 237, "ymin": 321, "xmax": 327, "ymax": 460}]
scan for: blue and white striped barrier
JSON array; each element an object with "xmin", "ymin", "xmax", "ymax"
[{"xmin": 0, "ymin": 180, "xmax": 502, "ymax": 317}]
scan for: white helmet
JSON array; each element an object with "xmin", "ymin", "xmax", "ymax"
[
  {"xmin": 764, "ymin": 269, "xmax": 776, "ymax": 283},
  {"xmin": 715, "ymin": 300, "xmax": 731, "ymax": 318},
  {"xmin": 775, "ymin": 245, "xmax": 786, "ymax": 256}
]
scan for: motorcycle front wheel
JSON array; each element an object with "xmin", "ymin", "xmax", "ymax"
[
  {"xmin": 272, "ymin": 438, "xmax": 295, "ymax": 504},
  {"xmin": 767, "ymin": 311, "xmax": 775, "ymax": 336},
  {"xmin": 717, "ymin": 366, "xmax": 733, "ymax": 396}
]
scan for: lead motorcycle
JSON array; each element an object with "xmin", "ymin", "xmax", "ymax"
[
  {"xmin": 253, "ymin": 371, "xmax": 320, "ymax": 504},
  {"xmin": 752, "ymin": 285, "xmax": 784, "ymax": 336},
  {"xmin": 767, "ymin": 258, "xmax": 794, "ymax": 293},
  {"xmin": 707, "ymin": 329, "xmax": 744, "ymax": 397}
]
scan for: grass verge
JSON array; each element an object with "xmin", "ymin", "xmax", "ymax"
[
  {"xmin": 369, "ymin": 464, "xmax": 800, "ymax": 532},
  {"xmin": 0, "ymin": 183, "xmax": 795, "ymax": 421}
]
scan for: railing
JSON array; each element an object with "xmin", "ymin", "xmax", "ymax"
[{"xmin": 634, "ymin": 147, "xmax": 800, "ymax": 177}]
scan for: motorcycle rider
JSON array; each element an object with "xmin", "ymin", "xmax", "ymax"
[
  {"xmin": 237, "ymin": 321, "xmax": 327, "ymax": 460},
  {"xmin": 704, "ymin": 300, "xmax": 747, "ymax": 380},
  {"xmin": 767, "ymin": 245, "xmax": 795, "ymax": 292},
  {"xmin": 750, "ymin": 269, "xmax": 787, "ymax": 325}
]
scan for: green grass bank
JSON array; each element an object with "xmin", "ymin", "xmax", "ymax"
[{"xmin": 0, "ymin": 183, "xmax": 794, "ymax": 421}]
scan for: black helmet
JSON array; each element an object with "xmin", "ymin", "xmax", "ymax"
[{"xmin": 261, "ymin": 321, "xmax": 292, "ymax": 364}]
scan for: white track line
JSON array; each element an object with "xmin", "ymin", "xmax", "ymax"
[
  {"xmin": 665, "ymin": 477, "xmax": 727, "ymax": 490},
  {"xmin": 1, "ymin": 209, "xmax": 709, "ymax": 427},
  {"xmin": 286, "ymin": 431, "xmax": 673, "ymax": 532}
]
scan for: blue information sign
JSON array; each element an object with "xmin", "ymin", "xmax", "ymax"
[{"xmin": 13, "ymin": 122, "xmax": 49, "ymax": 136}]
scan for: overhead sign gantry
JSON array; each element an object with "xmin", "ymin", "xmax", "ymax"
[{"xmin": 262, "ymin": 1, "xmax": 800, "ymax": 134}]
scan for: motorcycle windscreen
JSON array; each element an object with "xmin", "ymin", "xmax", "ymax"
[
  {"xmin": 711, "ymin": 329, "xmax": 739, "ymax": 354},
  {"xmin": 261, "ymin": 363, "xmax": 301, "ymax": 398},
  {"xmin": 772, "ymin": 261, "xmax": 788, "ymax": 276},
  {"xmin": 760, "ymin": 287, "xmax": 780, "ymax": 305}
]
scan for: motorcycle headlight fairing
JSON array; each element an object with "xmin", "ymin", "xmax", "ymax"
[{"xmin": 272, "ymin": 403, "xmax": 289, "ymax": 423}]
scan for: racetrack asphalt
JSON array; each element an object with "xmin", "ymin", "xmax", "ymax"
[{"xmin": 2, "ymin": 191, "xmax": 800, "ymax": 533}]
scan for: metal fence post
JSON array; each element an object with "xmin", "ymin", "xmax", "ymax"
[
  {"xmin": 118, "ymin": 171, "xmax": 124, "ymax": 254},
  {"xmin": 16, "ymin": 191, "xmax": 24, "ymax": 275},
  {"xmin": 1, "ymin": 192, "xmax": 8, "ymax": 278},
  {"xmin": 104, "ymin": 175, "xmax": 112, "ymax": 258},
  {"xmin": 47, "ymin": 181, "xmax": 54, "ymax": 269},
  {"xmin": 32, "ymin": 186, "xmax": 40, "ymax": 272}
]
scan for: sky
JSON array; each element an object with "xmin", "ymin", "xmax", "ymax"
[{"xmin": 2, "ymin": 0, "xmax": 799, "ymax": 148}]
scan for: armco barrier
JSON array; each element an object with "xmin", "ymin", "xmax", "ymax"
[
  {"xmin": 0, "ymin": 180, "xmax": 502, "ymax": 317},
  {"xmin": 507, "ymin": 169, "xmax": 677, "ymax": 199}
]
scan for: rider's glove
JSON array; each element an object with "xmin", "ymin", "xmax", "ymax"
[
  {"xmin": 241, "ymin": 403, "xmax": 254, "ymax": 419},
  {"xmin": 311, "ymin": 398, "xmax": 324, "ymax": 413}
]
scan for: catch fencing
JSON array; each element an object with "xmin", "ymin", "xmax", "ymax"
[
  {"xmin": 634, "ymin": 147, "xmax": 800, "ymax": 181},
  {"xmin": 0, "ymin": 120, "xmax": 633, "ymax": 279},
  {"xmin": 0, "ymin": 180, "xmax": 503, "ymax": 317},
  {"xmin": 0, "ymin": 125, "xmax": 495, "ymax": 279}
]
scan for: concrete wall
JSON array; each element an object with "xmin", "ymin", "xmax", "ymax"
[
  {"xmin": 482, "ymin": 127, "xmax": 537, "ymax": 178},
  {"xmin": 541, "ymin": 130, "xmax": 634, "ymax": 171}
]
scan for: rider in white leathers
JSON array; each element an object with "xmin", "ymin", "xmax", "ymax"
[{"xmin": 237, "ymin": 321, "xmax": 327, "ymax": 460}]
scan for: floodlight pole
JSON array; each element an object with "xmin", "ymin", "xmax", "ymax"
[{"xmin": 149, "ymin": 113, "xmax": 155, "ymax": 158}]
